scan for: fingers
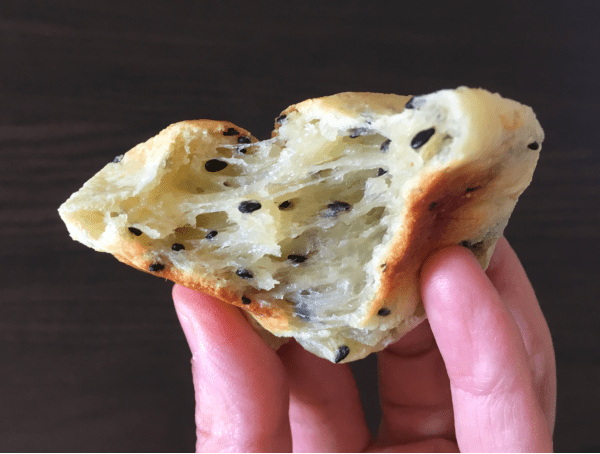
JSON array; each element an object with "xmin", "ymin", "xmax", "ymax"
[
  {"xmin": 278, "ymin": 340, "xmax": 371, "ymax": 452},
  {"xmin": 485, "ymin": 237, "xmax": 557, "ymax": 431},
  {"xmin": 172, "ymin": 284, "xmax": 292, "ymax": 452},
  {"xmin": 173, "ymin": 284, "xmax": 371, "ymax": 452},
  {"xmin": 421, "ymin": 245, "xmax": 553, "ymax": 452},
  {"xmin": 365, "ymin": 437, "xmax": 459, "ymax": 453},
  {"xmin": 376, "ymin": 320, "xmax": 455, "ymax": 446}
]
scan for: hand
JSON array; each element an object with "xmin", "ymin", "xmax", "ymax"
[{"xmin": 172, "ymin": 237, "xmax": 556, "ymax": 452}]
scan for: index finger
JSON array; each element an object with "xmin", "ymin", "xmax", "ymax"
[
  {"xmin": 172, "ymin": 284, "xmax": 292, "ymax": 452},
  {"xmin": 421, "ymin": 245, "xmax": 553, "ymax": 452}
]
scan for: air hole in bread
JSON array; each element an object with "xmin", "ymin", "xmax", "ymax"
[
  {"xmin": 311, "ymin": 168, "xmax": 333, "ymax": 179},
  {"xmin": 173, "ymin": 225, "xmax": 207, "ymax": 241},
  {"xmin": 287, "ymin": 254, "xmax": 307, "ymax": 264},
  {"xmin": 215, "ymin": 146, "xmax": 233, "ymax": 158},
  {"xmin": 120, "ymin": 196, "xmax": 140, "ymax": 212},
  {"xmin": 157, "ymin": 161, "xmax": 207, "ymax": 194},
  {"xmin": 195, "ymin": 212, "xmax": 230, "ymax": 231},
  {"xmin": 365, "ymin": 206, "xmax": 386, "ymax": 225},
  {"xmin": 74, "ymin": 210, "xmax": 106, "ymax": 239},
  {"xmin": 342, "ymin": 132, "xmax": 390, "ymax": 148},
  {"xmin": 174, "ymin": 225, "xmax": 196, "ymax": 237}
]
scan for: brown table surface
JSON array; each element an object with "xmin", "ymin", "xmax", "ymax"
[{"xmin": 2, "ymin": 1, "xmax": 599, "ymax": 451}]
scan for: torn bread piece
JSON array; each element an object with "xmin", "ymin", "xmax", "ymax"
[{"xmin": 59, "ymin": 87, "xmax": 543, "ymax": 363}]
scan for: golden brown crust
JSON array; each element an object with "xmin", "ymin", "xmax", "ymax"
[
  {"xmin": 110, "ymin": 227, "xmax": 295, "ymax": 331},
  {"xmin": 361, "ymin": 89, "xmax": 540, "ymax": 337}
]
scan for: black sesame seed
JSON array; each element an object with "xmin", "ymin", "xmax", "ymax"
[
  {"xmin": 275, "ymin": 114, "xmax": 287, "ymax": 124},
  {"xmin": 334, "ymin": 345, "xmax": 350, "ymax": 363},
  {"xmin": 237, "ymin": 136, "xmax": 251, "ymax": 144},
  {"xmin": 205, "ymin": 159, "xmax": 228, "ymax": 172},
  {"xmin": 128, "ymin": 227, "xmax": 143, "ymax": 236},
  {"xmin": 238, "ymin": 201, "xmax": 262, "ymax": 213},
  {"xmin": 237, "ymin": 147, "xmax": 248, "ymax": 154},
  {"xmin": 112, "ymin": 154, "xmax": 124, "ymax": 163},
  {"xmin": 411, "ymin": 127, "xmax": 436, "ymax": 149},
  {"xmin": 378, "ymin": 308, "xmax": 391, "ymax": 316},
  {"xmin": 223, "ymin": 127, "xmax": 239, "ymax": 136},
  {"xmin": 278, "ymin": 200, "xmax": 293, "ymax": 210},
  {"xmin": 349, "ymin": 127, "xmax": 368, "ymax": 138},
  {"xmin": 171, "ymin": 243, "xmax": 185, "ymax": 251},
  {"xmin": 404, "ymin": 97, "xmax": 416, "ymax": 109},
  {"xmin": 466, "ymin": 187, "xmax": 479, "ymax": 193},
  {"xmin": 236, "ymin": 269, "xmax": 253, "ymax": 279},
  {"xmin": 528, "ymin": 142, "xmax": 540, "ymax": 150},
  {"xmin": 429, "ymin": 202, "xmax": 437, "ymax": 210},
  {"xmin": 149, "ymin": 263, "xmax": 165, "ymax": 272},
  {"xmin": 324, "ymin": 201, "xmax": 352, "ymax": 217},
  {"xmin": 287, "ymin": 254, "xmax": 307, "ymax": 263},
  {"xmin": 377, "ymin": 168, "xmax": 387, "ymax": 177},
  {"xmin": 241, "ymin": 296, "xmax": 251, "ymax": 305},
  {"xmin": 380, "ymin": 139, "xmax": 391, "ymax": 152},
  {"xmin": 205, "ymin": 230, "xmax": 218, "ymax": 240}
]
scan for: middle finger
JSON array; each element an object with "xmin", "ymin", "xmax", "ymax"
[
  {"xmin": 376, "ymin": 320, "xmax": 455, "ymax": 446},
  {"xmin": 279, "ymin": 340, "xmax": 371, "ymax": 452}
]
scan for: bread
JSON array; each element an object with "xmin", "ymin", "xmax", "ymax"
[{"xmin": 58, "ymin": 87, "xmax": 543, "ymax": 363}]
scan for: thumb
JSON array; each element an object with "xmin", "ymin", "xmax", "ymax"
[
  {"xmin": 421, "ymin": 246, "xmax": 552, "ymax": 452},
  {"xmin": 172, "ymin": 284, "xmax": 292, "ymax": 452}
]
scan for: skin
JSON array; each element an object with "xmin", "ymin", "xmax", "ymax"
[{"xmin": 172, "ymin": 237, "xmax": 556, "ymax": 452}]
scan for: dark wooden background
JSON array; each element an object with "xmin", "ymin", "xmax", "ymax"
[{"xmin": 1, "ymin": 0, "xmax": 599, "ymax": 451}]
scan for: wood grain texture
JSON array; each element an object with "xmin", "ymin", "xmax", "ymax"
[{"xmin": 1, "ymin": 0, "xmax": 599, "ymax": 451}]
